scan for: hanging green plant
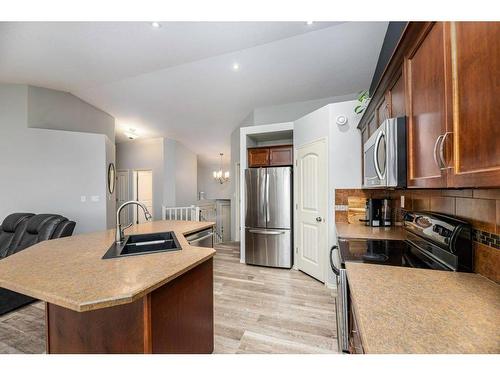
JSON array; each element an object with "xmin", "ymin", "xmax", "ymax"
[{"xmin": 354, "ymin": 90, "xmax": 370, "ymax": 115}]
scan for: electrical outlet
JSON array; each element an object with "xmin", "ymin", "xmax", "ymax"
[
  {"xmin": 91, "ymin": 195, "xmax": 100, "ymax": 202},
  {"xmin": 401, "ymin": 195, "xmax": 405, "ymax": 209}
]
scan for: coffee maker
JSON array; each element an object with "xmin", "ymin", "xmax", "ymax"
[{"xmin": 364, "ymin": 198, "xmax": 392, "ymax": 227}]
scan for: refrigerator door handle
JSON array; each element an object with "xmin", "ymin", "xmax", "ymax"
[
  {"xmin": 265, "ymin": 170, "xmax": 270, "ymax": 223},
  {"xmin": 248, "ymin": 229, "xmax": 285, "ymax": 235}
]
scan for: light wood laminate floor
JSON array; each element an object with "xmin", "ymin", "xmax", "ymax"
[{"xmin": 0, "ymin": 242, "xmax": 338, "ymax": 354}]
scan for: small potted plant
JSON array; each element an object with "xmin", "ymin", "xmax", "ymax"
[{"xmin": 354, "ymin": 90, "xmax": 370, "ymax": 115}]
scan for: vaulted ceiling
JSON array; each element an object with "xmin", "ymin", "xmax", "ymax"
[{"xmin": 0, "ymin": 22, "xmax": 388, "ymax": 163}]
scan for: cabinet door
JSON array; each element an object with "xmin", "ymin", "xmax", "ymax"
[
  {"xmin": 390, "ymin": 73, "xmax": 405, "ymax": 118},
  {"xmin": 446, "ymin": 22, "xmax": 500, "ymax": 187},
  {"xmin": 376, "ymin": 94, "xmax": 391, "ymax": 126},
  {"xmin": 248, "ymin": 148, "xmax": 269, "ymax": 167},
  {"xmin": 269, "ymin": 145, "xmax": 293, "ymax": 166},
  {"xmin": 405, "ymin": 22, "xmax": 449, "ymax": 188},
  {"xmin": 367, "ymin": 112, "xmax": 377, "ymax": 137}
]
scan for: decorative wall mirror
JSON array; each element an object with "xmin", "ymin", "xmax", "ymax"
[{"xmin": 107, "ymin": 163, "xmax": 116, "ymax": 194}]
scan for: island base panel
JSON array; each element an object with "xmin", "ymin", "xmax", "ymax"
[{"xmin": 46, "ymin": 258, "xmax": 214, "ymax": 354}]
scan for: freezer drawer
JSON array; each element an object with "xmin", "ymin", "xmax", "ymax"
[{"xmin": 245, "ymin": 228, "xmax": 292, "ymax": 268}]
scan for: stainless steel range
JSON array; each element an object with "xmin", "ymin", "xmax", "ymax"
[{"xmin": 331, "ymin": 211, "xmax": 474, "ymax": 353}]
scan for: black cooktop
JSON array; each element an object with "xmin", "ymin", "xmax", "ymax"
[{"xmin": 337, "ymin": 238, "xmax": 453, "ymax": 271}]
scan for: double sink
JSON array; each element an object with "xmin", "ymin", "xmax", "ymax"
[{"xmin": 102, "ymin": 231, "xmax": 182, "ymax": 259}]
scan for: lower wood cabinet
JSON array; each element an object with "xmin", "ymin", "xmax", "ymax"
[
  {"xmin": 248, "ymin": 145, "xmax": 293, "ymax": 167},
  {"xmin": 349, "ymin": 298, "xmax": 364, "ymax": 354}
]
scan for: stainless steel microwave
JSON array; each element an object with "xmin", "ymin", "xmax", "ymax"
[{"xmin": 363, "ymin": 117, "xmax": 406, "ymax": 188}]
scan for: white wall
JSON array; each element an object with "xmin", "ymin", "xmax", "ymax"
[
  {"xmin": 252, "ymin": 93, "xmax": 357, "ymax": 126},
  {"xmin": 294, "ymin": 100, "xmax": 362, "ymax": 287},
  {"xmin": 197, "ymin": 160, "xmax": 231, "ymax": 200},
  {"xmin": 27, "ymin": 85, "xmax": 115, "ymax": 142},
  {"xmin": 0, "ymin": 84, "xmax": 111, "ymax": 234}
]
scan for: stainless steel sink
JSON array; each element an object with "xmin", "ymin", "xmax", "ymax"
[{"xmin": 102, "ymin": 231, "xmax": 182, "ymax": 259}]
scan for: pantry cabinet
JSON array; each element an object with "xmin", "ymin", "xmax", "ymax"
[{"xmin": 358, "ymin": 21, "xmax": 500, "ymax": 189}]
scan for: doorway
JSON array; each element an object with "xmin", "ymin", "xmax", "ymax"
[
  {"xmin": 132, "ymin": 170, "xmax": 153, "ymax": 224},
  {"xmin": 295, "ymin": 138, "xmax": 328, "ymax": 282}
]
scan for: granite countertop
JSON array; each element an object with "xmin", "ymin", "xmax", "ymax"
[
  {"xmin": 346, "ymin": 262, "xmax": 500, "ymax": 353},
  {"xmin": 0, "ymin": 220, "xmax": 215, "ymax": 312},
  {"xmin": 336, "ymin": 222, "xmax": 409, "ymax": 240}
]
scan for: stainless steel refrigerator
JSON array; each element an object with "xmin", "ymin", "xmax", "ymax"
[{"xmin": 245, "ymin": 167, "xmax": 292, "ymax": 268}]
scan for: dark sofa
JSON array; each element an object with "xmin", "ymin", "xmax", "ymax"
[{"xmin": 0, "ymin": 213, "xmax": 76, "ymax": 315}]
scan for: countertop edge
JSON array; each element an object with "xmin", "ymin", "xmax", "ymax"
[{"xmin": 0, "ymin": 221, "xmax": 217, "ymax": 312}]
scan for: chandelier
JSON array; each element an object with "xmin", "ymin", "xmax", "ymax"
[{"xmin": 213, "ymin": 153, "xmax": 230, "ymax": 184}]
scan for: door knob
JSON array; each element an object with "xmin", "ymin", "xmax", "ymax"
[{"xmin": 316, "ymin": 217, "xmax": 323, "ymax": 222}]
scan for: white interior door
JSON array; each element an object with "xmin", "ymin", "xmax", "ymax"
[
  {"xmin": 295, "ymin": 139, "xmax": 328, "ymax": 282},
  {"xmin": 133, "ymin": 170, "xmax": 153, "ymax": 224},
  {"xmin": 116, "ymin": 170, "xmax": 130, "ymax": 225}
]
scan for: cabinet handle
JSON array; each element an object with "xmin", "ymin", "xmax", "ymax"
[
  {"xmin": 433, "ymin": 134, "xmax": 445, "ymax": 169},
  {"xmin": 439, "ymin": 132, "xmax": 453, "ymax": 170}
]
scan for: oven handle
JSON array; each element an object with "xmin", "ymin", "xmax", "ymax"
[{"xmin": 330, "ymin": 245, "xmax": 340, "ymax": 276}]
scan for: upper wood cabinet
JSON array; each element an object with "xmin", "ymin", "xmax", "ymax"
[
  {"xmin": 389, "ymin": 74, "xmax": 405, "ymax": 118},
  {"xmin": 248, "ymin": 145, "xmax": 293, "ymax": 167},
  {"xmin": 247, "ymin": 148, "xmax": 269, "ymax": 167},
  {"xmin": 269, "ymin": 145, "xmax": 293, "ymax": 166},
  {"xmin": 405, "ymin": 22, "xmax": 450, "ymax": 188},
  {"xmin": 445, "ymin": 22, "xmax": 500, "ymax": 187}
]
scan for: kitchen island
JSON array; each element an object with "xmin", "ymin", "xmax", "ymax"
[{"xmin": 0, "ymin": 220, "xmax": 216, "ymax": 354}]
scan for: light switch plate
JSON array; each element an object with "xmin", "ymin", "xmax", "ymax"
[{"xmin": 80, "ymin": 196, "xmax": 86, "ymax": 203}]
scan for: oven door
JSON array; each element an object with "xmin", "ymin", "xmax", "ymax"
[
  {"xmin": 363, "ymin": 124, "xmax": 387, "ymax": 188},
  {"xmin": 330, "ymin": 245, "xmax": 349, "ymax": 353}
]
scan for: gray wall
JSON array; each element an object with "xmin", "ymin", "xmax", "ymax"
[
  {"xmin": 116, "ymin": 138, "xmax": 165, "ymax": 220},
  {"xmin": 174, "ymin": 141, "xmax": 198, "ymax": 206},
  {"xmin": 197, "ymin": 159, "xmax": 231, "ymax": 200},
  {"xmin": 27, "ymin": 85, "xmax": 115, "ymax": 142},
  {"xmin": 0, "ymin": 84, "xmax": 111, "ymax": 234},
  {"xmin": 116, "ymin": 137, "xmax": 198, "ymax": 219},
  {"xmin": 105, "ymin": 137, "xmax": 117, "ymax": 229}
]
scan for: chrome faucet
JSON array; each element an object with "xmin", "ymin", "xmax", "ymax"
[{"xmin": 115, "ymin": 200, "xmax": 153, "ymax": 244}]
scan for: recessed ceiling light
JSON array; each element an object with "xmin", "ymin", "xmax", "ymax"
[
  {"xmin": 151, "ymin": 22, "xmax": 161, "ymax": 28},
  {"xmin": 232, "ymin": 63, "xmax": 240, "ymax": 71},
  {"xmin": 306, "ymin": 21, "xmax": 314, "ymax": 25},
  {"xmin": 124, "ymin": 128, "xmax": 138, "ymax": 140}
]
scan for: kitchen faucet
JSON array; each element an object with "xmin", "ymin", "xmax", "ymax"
[{"xmin": 115, "ymin": 200, "xmax": 152, "ymax": 243}]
